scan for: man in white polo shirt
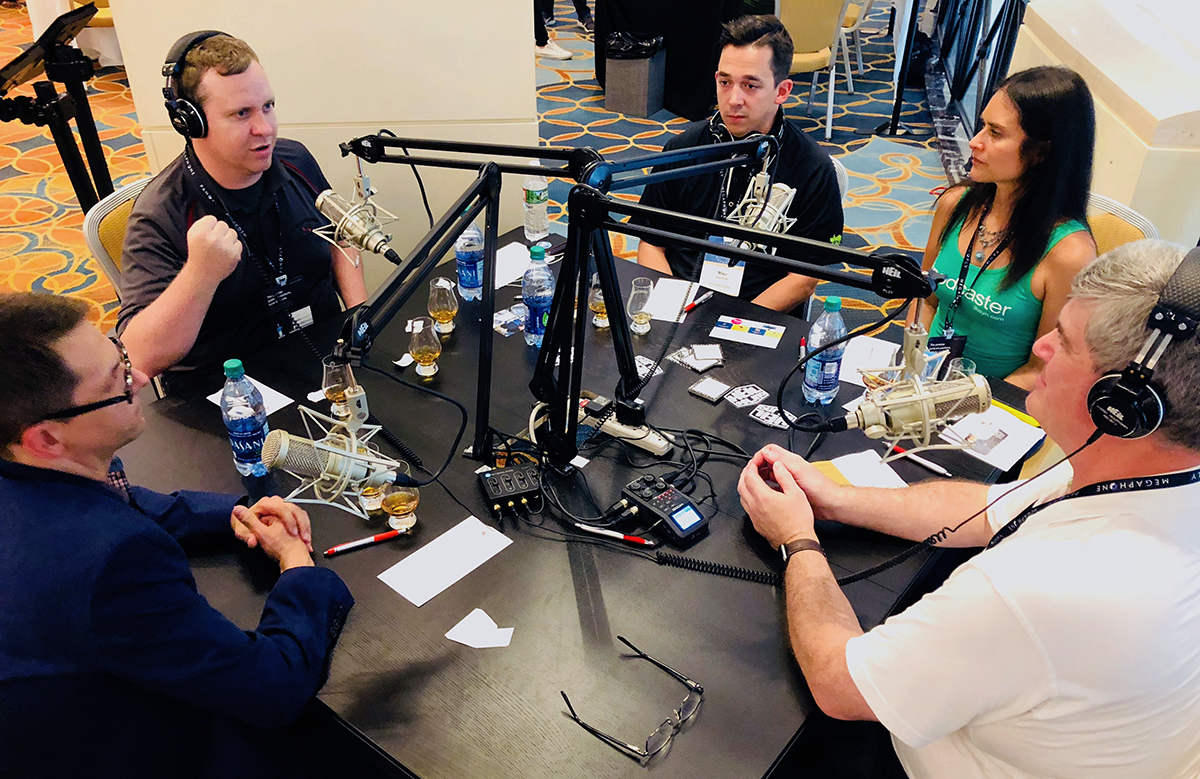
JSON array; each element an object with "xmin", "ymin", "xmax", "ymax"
[{"xmin": 738, "ymin": 239, "xmax": 1200, "ymax": 778}]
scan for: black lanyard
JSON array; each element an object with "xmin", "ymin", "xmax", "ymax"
[
  {"xmin": 943, "ymin": 207, "xmax": 1012, "ymax": 335},
  {"xmin": 183, "ymin": 147, "xmax": 288, "ymax": 286},
  {"xmin": 986, "ymin": 467, "xmax": 1200, "ymax": 549}
]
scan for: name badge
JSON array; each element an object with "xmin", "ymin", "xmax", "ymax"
[{"xmin": 699, "ymin": 236, "xmax": 744, "ymax": 297}]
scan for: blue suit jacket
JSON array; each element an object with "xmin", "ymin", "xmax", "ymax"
[{"xmin": 0, "ymin": 459, "xmax": 354, "ymax": 778}]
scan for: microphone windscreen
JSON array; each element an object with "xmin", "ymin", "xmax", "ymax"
[{"xmin": 261, "ymin": 429, "xmax": 326, "ymax": 477}]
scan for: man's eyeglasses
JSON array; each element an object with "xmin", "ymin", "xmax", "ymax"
[
  {"xmin": 561, "ymin": 635, "xmax": 704, "ymax": 763},
  {"xmin": 41, "ymin": 338, "xmax": 134, "ymax": 421}
]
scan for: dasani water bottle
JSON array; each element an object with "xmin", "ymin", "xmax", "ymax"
[
  {"xmin": 802, "ymin": 296, "xmax": 847, "ymax": 405},
  {"xmin": 220, "ymin": 359, "xmax": 269, "ymax": 476},
  {"xmin": 454, "ymin": 221, "xmax": 484, "ymax": 301},
  {"xmin": 522, "ymin": 245, "xmax": 555, "ymax": 347}
]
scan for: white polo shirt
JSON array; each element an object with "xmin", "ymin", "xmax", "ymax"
[{"xmin": 845, "ymin": 465, "xmax": 1200, "ymax": 779}]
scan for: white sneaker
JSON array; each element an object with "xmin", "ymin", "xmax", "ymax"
[{"xmin": 535, "ymin": 41, "xmax": 573, "ymax": 60}]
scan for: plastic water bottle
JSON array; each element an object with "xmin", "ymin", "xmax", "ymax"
[
  {"xmin": 523, "ymin": 164, "xmax": 550, "ymax": 242},
  {"xmin": 522, "ymin": 245, "xmax": 555, "ymax": 347},
  {"xmin": 220, "ymin": 359, "xmax": 269, "ymax": 476},
  {"xmin": 454, "ymin": 221, "xmax": 484, "ymax": 301},
  {"xmin": 803, "ymin": 296, "xmax": 848, "ymax": 405}
]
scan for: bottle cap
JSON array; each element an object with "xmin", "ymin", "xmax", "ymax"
[
  {"xmin": 530, "ymin": 245, "xmax": 545, "ymax": 261},
  {"xmin": 223, "ymin": 359, "xmax": 245, "ymax": 378},
  {"xmin": 824, "ymin": 296, "xmax": 842, "ymax": 312}
]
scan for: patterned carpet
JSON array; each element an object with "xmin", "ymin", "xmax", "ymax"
[
  {"xmin": 0, "ymin": 1, "xmax": 948, "ymax": 338},
  {"xmin": 0, "ymin": 5, "xmax": 148, "ymax": 333}
]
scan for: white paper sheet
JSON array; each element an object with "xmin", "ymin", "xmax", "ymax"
[
  {"xmin": 830, "ymin": 451, "xmax": 907, "ymax": 489},
  {"xmin": 838, "ymin": 337, "xmax": 900, "ymax": 387},
  {"xmin": 206, "ymin": 376, "xmax": 293, "ymax": 416},
  {"xmin": 377, "ymin": 516, "xmax": 512, "ymax": 607},
  {"xmin": 940, "ymin": 406, "xmax": 1045, "ymax": 472},
  {"xmin": 445, "ymin": 608, "xmax": 513, "ymax": 649},
  {"xmin": 495, "ymin": 242, "xmax": 534, "ymax": 288},
  {"xmin": 645, "ymin": 279, "xmax": 699, "ymax": 322},
  {"xmin": 709, "ymin": 315, "xmax": 786, "ymax": 349}
]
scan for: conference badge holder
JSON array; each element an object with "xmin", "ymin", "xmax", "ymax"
[
  {"xmin": 264, "ymin": 276, "xmax": 314, "ymax": 339},
  {"xmin": 700, "ymin": 235, "xmax": 744, "ymax": 297}
]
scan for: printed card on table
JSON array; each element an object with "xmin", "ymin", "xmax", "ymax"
[{"xmin": 709, "ymin": 315, "xmax": 785, "ymax": 349}]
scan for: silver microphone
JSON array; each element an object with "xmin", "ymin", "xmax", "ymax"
[
  {"xmin": 818, "ymin": 375, "xmax": 992, "ymax": 438},
  {"xmin": 729, "ymin": 171, "xmax": 797, "ymax": 254},
  {"xmin": 260, "ymin": 429, "xmax": 415, "ymax": 487},
  {"xmin": 315, "ymin": 189, "xmax": 395, "ymax": 257}
]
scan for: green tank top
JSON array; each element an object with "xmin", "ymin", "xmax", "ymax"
[{"xmin": 929, "ymin": 218, "xmax": 1088, "ymax": 379}]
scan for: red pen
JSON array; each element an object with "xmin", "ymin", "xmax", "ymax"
[
  {"xmin": 572, "ymin": 522, "xmax": 656, "ymax": 547},
  {"xmin": 683, "ymin": 290, "xmax": 713, "ymax": 313},
  {"xmin": 324, "ymin": 529, "xmax": 404, "ymax": 558}
]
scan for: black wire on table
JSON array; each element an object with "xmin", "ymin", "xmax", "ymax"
[{"xmin": 359, "ymin": 362, "xmax": 467, "ymax": 487}]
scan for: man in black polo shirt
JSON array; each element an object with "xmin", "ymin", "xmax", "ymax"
[
  {"xmin": 118, "ymin": 33, "xmax": 366, "ymax": 396},
  {"xmin": 636, "ymin": 15, "xmax": 843, "ymax": 313}
]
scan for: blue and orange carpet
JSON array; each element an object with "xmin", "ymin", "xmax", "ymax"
[{"xmin": 0, "ymin": 1, "xmax": 950, "ymax": 336}]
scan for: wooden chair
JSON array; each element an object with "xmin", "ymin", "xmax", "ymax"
[{"xmin": 780, "ymin": 0, "xmax": 856, "ymax": 141}]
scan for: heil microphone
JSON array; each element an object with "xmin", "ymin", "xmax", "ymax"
[
  {"xmin": 315, "ymin": 189, "xmax": 402, "ymax": 264},
  {"xmin": 261, "ymin": 429, "xmax": 416, "ymax": 487},
  {"xmin": 815, "ymin": 374, "xmax": 992, "ymax": 437}
]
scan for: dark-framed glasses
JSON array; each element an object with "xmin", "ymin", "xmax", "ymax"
[
  {"xmin": 561, "ymin": 635, "xmax": 704, "ymax": 763},
  {"xmin": 41, "ymin": 337, "xmax": 134, "ymax": 421}
]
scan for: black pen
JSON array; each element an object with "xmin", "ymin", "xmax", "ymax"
[{"xmin": 684, "ymin": 290, "xmax": 714, "ymax": 313}]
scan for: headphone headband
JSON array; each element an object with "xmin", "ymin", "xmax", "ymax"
[
  {"xmin": 1088, "ymin": 246, "xmax": 1200, "ymax": 439},
  {"xmin": 162, "ymin": 30, "xmax": 227, "ymax": 139}
]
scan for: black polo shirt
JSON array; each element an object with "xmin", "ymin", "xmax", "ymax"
[
  {"xmin": 636, "ymin": 112, "xmax": 844, "ymax": 302},
  {"xmin": 118, "ymin": 139, "xmax": 340, "ymax": 397}
]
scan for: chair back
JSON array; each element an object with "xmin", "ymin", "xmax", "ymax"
[
  {"xmin": 83, "ymin": 177, "xmax": 152, "ymax": 302},
  {"xmin": 780, "ymin": 0, "xmax": 853, "ymax": 55},
  {"xmin": 1086, "ymin": 192, "xmax": 1159, "ymax": 257},
  {"xmin": 831, "ymin": 156, "xmax": 849, "ymax": 202}
]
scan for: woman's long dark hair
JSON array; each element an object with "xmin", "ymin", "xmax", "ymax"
[{"xmin": 940, "ymin": 66, "xmax": 1095, "ymax": 289}]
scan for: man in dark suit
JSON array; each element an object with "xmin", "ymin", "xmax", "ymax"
[{"xmin": 0, "ymin": 292, "xmax": 353, "ymax": 778}]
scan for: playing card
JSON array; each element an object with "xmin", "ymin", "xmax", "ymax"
[{"xmin": 725, "ymin": 384, "xmax": 769, "ymax": 408}]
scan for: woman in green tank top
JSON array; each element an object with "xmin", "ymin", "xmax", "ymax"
[{"xmin": 918, "ymin": 67, "xmax": 1098, "ymax": 389}]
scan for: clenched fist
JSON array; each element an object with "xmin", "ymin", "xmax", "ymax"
[{"xmin": 186, "ymin": 215, "xmax": 242, "ymax": 284}]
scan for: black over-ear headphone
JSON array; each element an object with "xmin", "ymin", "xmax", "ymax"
[
  {"xmin": 1087, "ymin": 247, "xmax": 1200, "ymax": 439},
  {"xmin": 162, "ymin": 30, "xmax": 226, "ymax": 139}
]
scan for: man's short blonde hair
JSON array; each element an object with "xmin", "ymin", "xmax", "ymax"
[{"xmin": 176, "ymin": 34, "xmax": 258, "ymax": 107}]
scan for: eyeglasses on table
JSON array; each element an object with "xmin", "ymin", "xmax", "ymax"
[{"xmin": 561, "ymin": 635, "xmax": 704, "ymax": 763}]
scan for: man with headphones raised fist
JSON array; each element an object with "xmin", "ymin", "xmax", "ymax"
[
  {"xmin": 635, "ymin": 15, "xmax": 843, "ymax": 314},
  {"xmin": 738, "ymin": 239, "xmax": 1200, "ymax": 778},
  {"xmin": 117, "ymin": 32, "xmax": 367, "ymax": 397}
]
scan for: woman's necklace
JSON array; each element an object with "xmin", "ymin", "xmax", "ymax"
[{"xmin": 974, "ymin": 209, "xmax": 1008, "ymax": 263}]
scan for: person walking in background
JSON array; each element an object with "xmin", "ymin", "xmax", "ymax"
[{"xmin": 535, "ymin": 0, "xmax": 573, "ymax": 59}]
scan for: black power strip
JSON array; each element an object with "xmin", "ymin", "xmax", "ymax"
[{"xmin": 477, "ymin": 464, "xmax": 541, "ymax": 513}]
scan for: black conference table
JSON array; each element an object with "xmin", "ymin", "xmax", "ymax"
[{"xmin": 118, "ymin": 253, "xmax": 1013, "ymax": 779}]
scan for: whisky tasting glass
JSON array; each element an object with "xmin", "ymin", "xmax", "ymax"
[
  {"xmin": 428, "ymin": 277, "xmax": 459, "ymax": 334},
  {"xmin": 588, "ymin": 272, "xmax": 609, "ymax": 328},
  {"xmin": 322, "ymin": 356, "xmax": 357, "ymax": 418},
  {"xmin": 627, "ymin": 277, "xmax": 654, "ymax": 335},
  {"xmin": 381, "ymin": 477, "xmax": 420, "ymax": 532},
  {"xmin": 408, "ymin": 317, "xmax": 441, "ymax": 377}
]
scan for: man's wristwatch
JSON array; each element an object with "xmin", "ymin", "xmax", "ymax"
[{"xmin": 780, "ymin": 538, "xmax": 825, "ymax": 563}]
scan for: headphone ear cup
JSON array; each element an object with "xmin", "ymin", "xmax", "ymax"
[
  {"xmin": 167, "ymin": 97, "xmax": 207, "ymax": 139},
  {"xmin": 1087, "ymin": 373, "xmax": 1164, "ymax": 439}
]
